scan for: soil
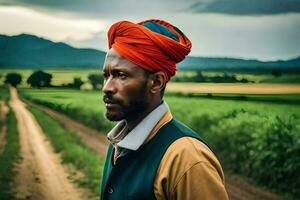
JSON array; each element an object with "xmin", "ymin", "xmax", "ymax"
[{"xmin": 226, "ymin": 175, "xmax": 280, "ymax": 200}]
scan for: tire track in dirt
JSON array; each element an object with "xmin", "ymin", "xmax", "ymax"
[
  {"xmin": 10, "ymin": 87, "xmax": 90, "ymax": 200},
  {"xmin": 24, "ymin": 97, "xmax": 281, "ymax": 200}
]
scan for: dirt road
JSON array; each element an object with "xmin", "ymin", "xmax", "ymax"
[
  {"xmin": 26, "ymin": 99, "xmax": 281, "ymax": 200},
  {"xmin": 9, "ymin": 87, "xmax": 90, "ymax": 200},
  {"xmin": 24, "ymin": 100, "xmax": 109, "ymax": 156}
]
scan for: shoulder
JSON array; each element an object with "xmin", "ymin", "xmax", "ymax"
[
  {"xmin": 160, "ymin": 136, "xmax": 224, "ymax": 182},
  {"xmin": 154, "ymin": 136, "xmax": 226, "ymax": 199}
]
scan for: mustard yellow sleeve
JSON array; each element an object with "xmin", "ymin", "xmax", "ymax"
[
  {"xmin": 171, "ymin": 161, "xmax": 228, "ymax": 200},
  {"xmin": 154, "ymin": 137, "xmax": 229, "ymax": 200}
]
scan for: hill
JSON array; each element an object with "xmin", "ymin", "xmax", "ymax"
[
  {"xmin": 0, "ymin": 34, "xmax": 106, "ymax": 68},
  {"xmin": 1, "ymin": 34, "xmax": 299, "ymax": 72}
]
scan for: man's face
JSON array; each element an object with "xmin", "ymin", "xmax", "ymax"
[{"xmin": 102, "ymin": 48, "xmax": 151, "ymax": 122}]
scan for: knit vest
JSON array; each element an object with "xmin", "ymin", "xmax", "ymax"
[{"xmin": 100, "ymin": 119, "xmax": 208, "ymax": 200}]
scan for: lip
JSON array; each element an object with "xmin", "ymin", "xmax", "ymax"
[
  {"xmin": 105, "ymin": 102, "xmax": 119, "ymax": 109},
  {"xmin": 103, "ymin": 97, "xmax": 120, "ymax": 109}
]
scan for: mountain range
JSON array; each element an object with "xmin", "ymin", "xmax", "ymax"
[{"xmin": 0, "ymin": 34, "xmax": 299, "ymax": 73}]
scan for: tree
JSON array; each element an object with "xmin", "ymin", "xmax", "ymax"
[
  {"xmin": 271, "ymin": 69, "xmax": 282, "ymax": 77},
  {"xmin": 193, "ymin": 71, "xmax": 206, "ymax": 82},
  {"xmin": 73, "ymin": 77, "xmax": 84, "ymax": 89},
  {"xmin": 88, "ymin": 73, "xmax": 103, "ymax": 90},
  {"xmin": 4, "ymin": 73, "xmax": 22, "ymax": 87},
  {"xmin": 27, "ymin": 70, "xmax": 52, "ymax": 88}
]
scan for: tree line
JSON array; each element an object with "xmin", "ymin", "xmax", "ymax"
[
  {"xmin": 3, "ymin": 71, "xmax": 103, "ymax": 90},
  {"xmin": 172, "ymin": 71, "xmax": 252, "ymax": 83}
]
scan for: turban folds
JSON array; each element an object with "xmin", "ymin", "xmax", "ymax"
[{"xmin": 108, "ymin": 19, "xmax": 192, "ymax": 80}]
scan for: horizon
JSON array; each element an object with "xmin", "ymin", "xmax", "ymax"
[{"xmin": 2, "ymin": 32, "xmax": 300, "ymax": 62}]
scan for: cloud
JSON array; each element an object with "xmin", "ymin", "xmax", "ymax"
[
  {"xmin": 1, "ymin": 0, "xmax": 300, "ymax": 16},
  {"xmin": 0, "ymin": 0, "xmax": 191, "ymax": 18},
  {"xmin": 0, "ymin": 6, "xmax": 110, "ymax": 41}
]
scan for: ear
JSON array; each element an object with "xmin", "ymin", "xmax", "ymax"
[{"xmin": 149, "ymin": 71, "xmax": 167, "ymax": 94}]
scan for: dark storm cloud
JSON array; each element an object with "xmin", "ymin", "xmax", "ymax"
[
  {"xmin": 2, "ymin": 0, "xmax": 300, "ymax": 16},
  {"xmin": 0, "ymin": 0, "xmax": 182, "ymax": 17},
  {"xmin": 0, "ymin": 0, "xmax": 107, "ymax": 17},
  {"xmin": 189, "ymin": 0, "xmax": 300, "ymax": 15}
]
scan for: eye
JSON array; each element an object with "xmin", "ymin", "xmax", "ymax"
[
  {"xmin": 117, "ymin": 72, "xmax": 127, "ymax": 79},
  {"xmin": 103, "ymin": 72, "xmax": 109, "ymax": 80}
]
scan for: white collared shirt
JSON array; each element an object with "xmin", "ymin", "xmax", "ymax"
[{"xmin": 107, "ymin": 101, "xmax": 169, "ymax": 151}]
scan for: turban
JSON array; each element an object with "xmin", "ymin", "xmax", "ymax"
[{"xmin": 108, "ymin": 19, "xmax": 192, "ymax": 80}]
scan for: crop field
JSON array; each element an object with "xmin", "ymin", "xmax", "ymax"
[
  {"xmin": 1, "ymin": 69, "xmax": 300, "ymax": 88},
  {"xmin": 19, "ymin": 87, "xmax": 300, "ymax": 199},
  {"xmin": 167, "ymin": 82, "xmax": 300, "ymax": 94}
]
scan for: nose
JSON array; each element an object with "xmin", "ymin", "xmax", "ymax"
[{"xmin": 102, "ymin": 76, "xmax": 116, "ymax": 94}]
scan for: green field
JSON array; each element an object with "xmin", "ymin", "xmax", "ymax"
[
  {"xmin": 19, "ymin": 88, "xmax": 300, "ymax": 131},
  {"xmin": 1, "ymin": 69, "xmax": 300, "ymax": 88},
  {"xmin": 19, "ymin": 88, "xmax": 300, "ymax": 199}
]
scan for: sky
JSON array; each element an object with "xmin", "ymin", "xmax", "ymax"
[{"xmin": 1, "ymin": 0, "xmax": 300, "ymax": 61}]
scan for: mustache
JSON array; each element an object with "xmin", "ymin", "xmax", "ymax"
[{"xmin": 103, "ymin": 94, "xmax": 122, "ymax": 104}]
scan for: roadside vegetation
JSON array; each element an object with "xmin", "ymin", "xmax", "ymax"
[
  {"xmin": 0, "ymin": 87, "xmax": 20, "ymax": 200},
  {"xmin": 0, "ymin": 86, "xmax": 9, "ymax": 101}
]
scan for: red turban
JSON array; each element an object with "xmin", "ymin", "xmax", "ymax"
[{"xmin": 108, "ymin": 19, "xmax": 192, "ymax": 80}]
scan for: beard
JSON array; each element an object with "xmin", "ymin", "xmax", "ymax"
[{"xmin": 103, "ymin": 82, "xmax": 149, "ymax": 122}]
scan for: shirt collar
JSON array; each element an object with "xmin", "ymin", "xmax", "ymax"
[{"xmin": 107, "ymin": 101, "xmax": 169, "ymax": 151}]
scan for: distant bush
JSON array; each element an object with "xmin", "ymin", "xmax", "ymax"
[
  {"xmin": 88, "ymin": 73, "xmax": 103, "ymax": 90},
  {"xmin": 4, "ymin": 73, "xmax": 22, "ymax": 87},
  {"xmin": 62, "ymin": 77, "xmax": 85, "ymax": 89},
  {"xmin": 172, "ymin": 71, "xmax": 252, "ymax": 83},
  {"xmin": 27, "ymin": 70, "xmax": 52, "ymax": 87}
]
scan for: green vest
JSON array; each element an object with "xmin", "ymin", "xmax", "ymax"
[{"xmin": 100, "ymin": 119, "xmax": 208, "ymax": 200}]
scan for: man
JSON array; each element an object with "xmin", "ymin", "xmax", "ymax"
[{"xmin": 101, "ymin": 19, "xmax": 228, "ymax": 200}]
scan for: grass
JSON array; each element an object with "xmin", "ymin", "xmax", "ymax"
[
  {"xmin": 27, "ymin": 105, "xmax": 104, "ymax": 196},
  {"xmin": 0, "ymin": 107, "xmax": 20, "ymax": 200},
  {"xmin": 0, "ymin": 86, "xmax": 9, "ymax": 102},
  {"xmin": 260, "ymin": 74, "xmax": 300, "ymax": 84}
]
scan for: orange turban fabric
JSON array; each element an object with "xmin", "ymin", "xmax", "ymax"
[{"xmin": 108, "ymin": 19, "xmax": 192, "ymax": 80}]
